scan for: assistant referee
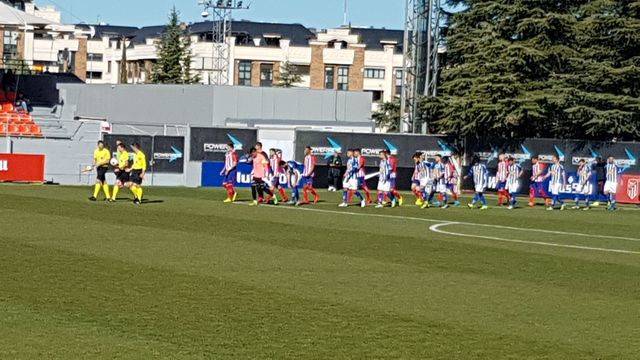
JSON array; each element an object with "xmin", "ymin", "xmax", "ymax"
[
  {"xmin": 129, "ymin": 142, "xmax": 147, "ymax": 205},
  {"xmin": 89, "ymin": 140, "xmax": 111, "ymax": 201}
]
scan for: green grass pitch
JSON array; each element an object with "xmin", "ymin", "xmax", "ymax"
[{"xmin": 1, "ymin": 184, "xmax": 639, "ymax": 359}]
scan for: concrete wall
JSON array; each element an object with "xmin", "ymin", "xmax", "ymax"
[
  {"xmin": 8, "ymin": 84, "xmax": 373, "ymax": 187},
  {"xmin": 58, "ymin": 84, "xmax": 372, "ymax": 127}
]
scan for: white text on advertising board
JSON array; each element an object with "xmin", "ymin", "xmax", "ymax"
[
  {"xmin": 0, "ymin": 160, "xmax": 7, "ymax": 171},
  {"xmin": 204, "ymin": 143, "xmax": 228, "ymax": 153}
]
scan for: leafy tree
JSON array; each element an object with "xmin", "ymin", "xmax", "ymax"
[
  {"xmin": 151, "ymin": 7, "xmax": 199, "ymax": 84},
  {"xmin": 428, "ymin": 0, "xmax": 640, "ymax": 141},
  {"xmin": 373, "ymin": 97, "xmax": 401, "ymax": 132},
  {"xmin": 274, "ymin": 61, "xmax": 302, "ymax": 87}
]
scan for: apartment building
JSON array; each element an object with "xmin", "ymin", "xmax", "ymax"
[{"xmin": 3, "ymin": 1, "xmax": 406, "ymax": 109}]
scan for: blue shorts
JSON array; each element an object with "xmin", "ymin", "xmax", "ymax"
[
  {"xmin": 301, "ymin": 176, "xmax": 313, "ymax": 186},
  {"xmin": 222, "ymin": 169, "xmax": 237, "ymax": 185},
  {"xmin": 389, "ymin": 176, "xmax": 397, "ymax": 189},
  {"xmin": 496, "ymin": 181, "xmax": 507, "ymax": 190},
  {"xmin": 358, "ymin": 177, "xmax": 367, "ymax": 188},
  {"xmin": 530, "ymin": 182, "xmax": 548, "ymax": 197},
  {"xmin": 412, "ymin": 179, "xmax": 420, "ymax": 186}
]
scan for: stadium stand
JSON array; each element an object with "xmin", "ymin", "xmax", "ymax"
[{"xmin": 0, "ymin": 90, "xmax": 42, "ymax": 137}]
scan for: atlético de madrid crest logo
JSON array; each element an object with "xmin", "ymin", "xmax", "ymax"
[{"xmin": 627, "ymin": 179, "xmax": 639, "ymax": 199}]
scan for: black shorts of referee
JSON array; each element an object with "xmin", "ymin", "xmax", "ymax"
[{"xmin": 96, "ymin": 165, "xmax": 109, "ymax": 182}]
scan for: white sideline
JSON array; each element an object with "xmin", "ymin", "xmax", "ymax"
[
  {"xmin": 429, "ymin": 222, "xmax": 640, "ymax": 255},
  {"xmin": 235, "ymin": 202, "xmax": 640, "ymax": 254}
]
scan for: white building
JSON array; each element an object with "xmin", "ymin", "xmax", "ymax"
[{"xmin": 3, "ymin": 1, "xmax": 406, "ymax": 110}]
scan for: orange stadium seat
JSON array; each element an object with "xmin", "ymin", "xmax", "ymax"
[
  {"xmin": 7, "ymin": 123, "xmax": 19, "ymax": 135},
  {"xmin": 6, "ymin": 92, "xmax": 16, "ymax": 102},
  {"xmin": 0, "ymin": 123, "xmax": 5, "ymax": 134},
  {"xmin": 29, "ymin": 124, "xmax": 42, "ymax": 136},
  {"xmin": 2, "ymin": 103, "xmax": 14, "ymax": 113}
]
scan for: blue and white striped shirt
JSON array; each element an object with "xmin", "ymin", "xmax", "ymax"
[
  {"xmin": 469, "ymin": 163, "xmax": 488, "ymax": 188},
  {"xmin": 606, "ymin": 163, "xmax": 620, "ymax": 183}
]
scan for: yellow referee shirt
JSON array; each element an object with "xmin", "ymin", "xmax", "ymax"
[
  {"xmin": 117, "ymin": 150, "xmax": 130, "ymax": 170},
  {"xmin": 132, "ymin": 151, "xmax": 147, "ymax": 171},
  {"xmin": 93, "ymin": 148, "xmax": 111, "ymax": 167}
]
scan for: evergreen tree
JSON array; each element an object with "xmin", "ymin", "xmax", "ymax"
[
  {"xmin": 274, "ymin": 61, "xmax": 302, "ymax": 87},
  {"xmin": 151, "ymin": 7, "xmax": 199, "ymax": 84},
  {"xmin": 373, "ymin": 97, "xmax": 401, "ymax": 132},
  {"xmin": 430, "ymin": 0, "xmax": 639, "ymax": 140}
]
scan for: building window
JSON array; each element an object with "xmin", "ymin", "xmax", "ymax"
[
  {"xmin": 107, "ymin": 62, "xmax": 112, "ymax": 73},
  {"xmin": 263, "ymin": 36, "xmax": 281, "ymax": 47},
  {"xmin": 324, "ymin": 66, "xmax": 334, "ymax": 89},
  {"xmin": 337, "ymin": 66, "xmax": 349, "ymax": 91},
  {"xmin": 86, "ymin": 71, "xmax": 103, "ymax": 80},
  {"xmin": 364, "ymin": 68, "xmax": 385, "ymax": 79},
  {"xmin": 3, "ymin": 31, "xmax": 18, "ymax": 61},
  {"xmin": 88, "ymin": 53, "xmax": 103, "ymax": 62},
  {"xmin": 238, "ymin": 60, "xmax": 252, "ymax": 86},
  {"xmin": 260, "ymin": 63, "xmax": 273, "ymax": 87},
  {"xmin": 366, "ymin": 90, "xmax": 383, "ymax": 103},
  {"xmin": 394, "ymin": 69, "xmax": 404, "ymax": 96},
  {"xmin": 295, "ymin": 65, "xmax": 310, "ymax": 76}
]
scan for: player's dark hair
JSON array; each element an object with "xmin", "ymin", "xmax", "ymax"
[
  {"xmin": 117, "ymin": 142, "xmax": 126, "ymax": 149},
  {"xmin": 305, "ymin": 146, "xmax": 312, "ymax": 150},
  {"xmin": 435, "ymin": 154, "xmax": 442, "ymax": 158},
  {"xmin": 255, "ymin": 142, "xmax": 263, "ymax": 147},
  {"xmin": 132, "ymin": 142, "xmax": 140, "ymax": 149},
  {"xmin": 531, "ymin": 155, "xmax": 538, "ymax": 160},
  {"xmin": 249, "ymin": 147, "xmax": 256, "ymax": 154},
  {"xmin": 279, "ymin": 160, "xmax": 287, "ymax": 167},
  {"xmin": 471, "ymin": 155, "xmax": 480, "ymax": 165},
  {"xmin": 97, "ymin": 140, "xmax": 104, "ymax": 145},
  {"xmin": 227, "ymin": 142, "xmax": 234, "ymax": 148}
]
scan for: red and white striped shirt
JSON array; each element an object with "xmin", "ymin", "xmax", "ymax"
[
  {"xmin": 224, "ymin": 149, "xmax": 238, "ymax": 171},
  {"xmin": 357, "ymin": 156, "xmax": 366, "ymax": 178},
  {"xmin": 303, "ymin": 154, "xmax": 316, "ymax": 177},
  {"xmin": 496, "ymin": 160, "xmax": 509, "ymax": 182},
  {"xmin": 270, "ymin": 154, "xmax": 282, "ymax": 175},
  {"xmin": 531, "ymin": 162, "xmax": 546, "ymax": 183}
]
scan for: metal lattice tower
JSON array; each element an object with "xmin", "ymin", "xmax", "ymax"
[
  {"xmin": 199, "ymin": 0, "xmax": 249, "ymax": 85},
  {"xmin": 399, "ymin": 0, "xmax": 442, "ymax": 133}
]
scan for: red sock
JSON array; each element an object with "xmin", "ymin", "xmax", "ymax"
[
  {"xmin": 412, "ymin": 188, "xmax": 422, "ymax": 199},
  {"xmin": 303, "ymin": 185, "xmax": 309, "ymax": 203},
  {"xmin": 437, "ymin": 194, "xmax": 444, "ymax": 202},
  {"xmin": 363, "ymin": 187, "xmax": 372, "ymax": 203},
  {"xmin": 310, "ymin": 187, "xmax": 319, "ymax": 203},
  {"xmin": 278, "ymin": 188, "xmax": 288, "ymax": 202},
  {"xmin": 392, "ymin": 190, "xmax": 401, "ymax": 199},
  {"xmin": 347, "ymin": 190, "xmax": 353, "ymax": 203},
  {"xmin": 452, "ymin": 193, "xmax": 458, "ymax": 201}
]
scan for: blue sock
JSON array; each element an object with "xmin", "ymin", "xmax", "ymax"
[
  {"xmin": 510, "ymin": 194, "xmax": 517, "ymax": 206},
  {"xmin": 574, "ymin": 197, "xmax": 580, "ymax": 206},
  {"xmin": 355, "ymin": 191, "xmax": 364, "ymax": 201},
  {"xmin": 472, "ymin": 193, "xmax": 478, "ymax": 204},
  {"xmin": 479, "ymin": 193, "xmax": 487, "ymax": 206},
  {"xmin": 387, "ymin": 192, "xmax": 395, "ymax": 201},
  {"xmin": 293, "ymin": 187, "xmax": 299, "ymax": 202}
]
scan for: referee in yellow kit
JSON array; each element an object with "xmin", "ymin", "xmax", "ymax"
[
  {"xmin": 89, "ymin": 140, "xmax": 111, "ymax": 201},
  {"xmin": 129, "ymin": 142, "xmax": 147, "ymax": 205}
]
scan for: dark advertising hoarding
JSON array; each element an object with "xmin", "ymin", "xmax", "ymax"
[
  {"xmin": 190, "ymin": 127, "xmax": 258, "ymax": 161},
  {"xmin": 294, "ymin": 130, "xmax": 459, "ymax": 168},
  {"xmin": 151, "ymin": 136, "xmax": 185, "ymax": 173},
  {"xmin": 103, "ymin": 134, "xmax": 184, "ymax": 173}
]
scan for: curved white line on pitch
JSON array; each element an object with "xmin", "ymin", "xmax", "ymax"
[
  {"xmin": 428, "ymin": 222, "xmax": 640, "ymax": 255},
  {"xmin": 235, "ymin": 203, "xmax": 640, "ymax": 243}
]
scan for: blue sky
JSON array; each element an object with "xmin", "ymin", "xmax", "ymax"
[{"xmin": 40, "ymin": 0, "xmax": 407, "ymax": 29}]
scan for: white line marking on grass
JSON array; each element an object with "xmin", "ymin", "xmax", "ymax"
[
  {"xmin": 237, "ymin": 203, "xmax": 640, "ymax": 243},
  {"xmin": 428, "ymin": 222, "xmax": 640, "ymax": 255}
]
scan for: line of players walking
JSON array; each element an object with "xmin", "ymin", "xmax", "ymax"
[{"xmin": 220, "ymin": 143, "xmax": 623, "ymax": 211}]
